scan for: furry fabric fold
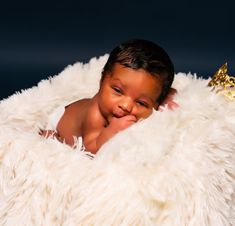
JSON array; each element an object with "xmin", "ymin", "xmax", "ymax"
[{"xmin": 0, "ymin": 55, "xmax": 234, "ymax": 226}]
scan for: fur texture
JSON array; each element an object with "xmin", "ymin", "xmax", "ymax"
[{"xmin": 0, "ymin": 55, "xmax": 234, "ymax": 225}]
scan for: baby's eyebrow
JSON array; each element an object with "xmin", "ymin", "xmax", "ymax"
[
  {"xmin": 111, "ymin": 78, "xmax": 125, "ymax": 87},
  {"xmin": 112, "ymin": 78, "xmax": 121, "ymax": 82}
]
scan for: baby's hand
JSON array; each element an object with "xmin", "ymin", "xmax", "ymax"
[{"xmin": 108, "ymin": 115, "xmax": 137, "ymax": 133}]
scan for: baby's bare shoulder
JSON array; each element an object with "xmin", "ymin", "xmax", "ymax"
[
  {"xmin": 66, "ymin": 98, "xmax": 90, "ymax": 110},
  {"xmin": 56, "ymin": 98, "xmax": 92, "ymax": 139},
  {"xmin": 65, "ymin": 99, "xmax": 91, "ymax": 114},
  {"xmin": 84, "ymin": 98, "xmax": 106, "ymax": 130},
  {"xmin": 61, "ymin": 99, "xmax": 91, "ymax": 123}
]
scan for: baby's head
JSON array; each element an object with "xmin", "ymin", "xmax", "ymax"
[{"xmin": 101, "ymin": 39, "xmax": 174, "ymax": 104}]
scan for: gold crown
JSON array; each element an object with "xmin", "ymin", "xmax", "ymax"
[{"xmin": 208, "ymin": 63, "xmax": 235, "ymax": 100}]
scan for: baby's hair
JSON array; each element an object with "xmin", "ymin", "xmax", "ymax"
[{"xmin": 101, "ymin": 39, "xmax": 174, "ymax": 104}]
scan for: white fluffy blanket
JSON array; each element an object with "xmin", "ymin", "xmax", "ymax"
[{"xmin": 0, "ymin": 55, "xmax": 235, "ymax": 226}]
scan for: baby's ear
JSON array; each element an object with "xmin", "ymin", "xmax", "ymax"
[
  {"xmin": 153, "ymin": 102, "xmax": 160, "ymax": 110},
  {"xmin": 158, "ymin": 88, "xmax": 179, "ymax": 111},
  {"xmin": 169, "ymin": 87, "xmax": 177, "ymax": 95}
]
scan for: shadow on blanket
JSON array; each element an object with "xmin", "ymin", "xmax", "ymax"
[{"xmin": 0, "ymin": 55, "xmax": 234, "ymax": 226}]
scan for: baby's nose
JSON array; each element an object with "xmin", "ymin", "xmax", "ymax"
[{"xmin": 119, "ymin": 98, "xmax": 133, "ymax": 113}]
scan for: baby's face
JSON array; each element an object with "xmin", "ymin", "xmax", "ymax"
[{"xmin": 97, "ymin": 63, "xmax": 162, "ymax": 123}]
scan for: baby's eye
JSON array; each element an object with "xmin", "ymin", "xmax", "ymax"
[
  {"xmin": 136, "ymin": 100, "xmax": 149, "ymax": 108},
  {"xmin": 112, "ymin": 86, "xmax": 122, "ymax": 94}
]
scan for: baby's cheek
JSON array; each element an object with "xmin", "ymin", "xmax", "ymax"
[{"xmin": 137, "ymin": 108, "xmax": 153, "ymax": 120}]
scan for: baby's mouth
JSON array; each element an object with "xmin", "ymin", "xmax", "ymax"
[
  {"xmin": 112, "ymin": 109, "xmax": 127, "ymax": 118},
  {"xmin": 113, "ymin": 113, "xmax": 125, "ymax": 118},
  {"xmin": 106, "ymin": 113, "xmax": 123, "ymax": 124},
  {"xmin": 107, "ymin": 113, "xmax": 139, "ymax": 124}
]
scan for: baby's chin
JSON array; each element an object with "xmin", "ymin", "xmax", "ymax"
[
  {"xmin": 106, "ymin": 114, "xmax": 118, "ymax": 124},
  {"xmin": 107, "ymin": 115, "xmax": 113, "ymax": 124}
]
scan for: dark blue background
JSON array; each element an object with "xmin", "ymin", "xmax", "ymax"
[{"xmin": 1, "ymin": 0, "xmax": 234, "ymax": 100}]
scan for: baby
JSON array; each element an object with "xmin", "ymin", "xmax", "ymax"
[{"xmin": 40, "ymin": 39, "xmax": 176, "ymax": 154}]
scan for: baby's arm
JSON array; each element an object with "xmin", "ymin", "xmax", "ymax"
[
  {"xmin": 55, "ymin": 103, "xmax": 82, "ymax": 147},
  {"xmin": 83, "ymin": 115, "xmax": 137, "ymax": 154},
  {"xmin": 39, "ymin": 116, "xmax": 78, "ymax": 146}
]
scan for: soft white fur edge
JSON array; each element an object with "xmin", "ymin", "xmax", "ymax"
[{"xmin": 0, "ymin": 55, "xmax": 235, "ymax": 226}]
